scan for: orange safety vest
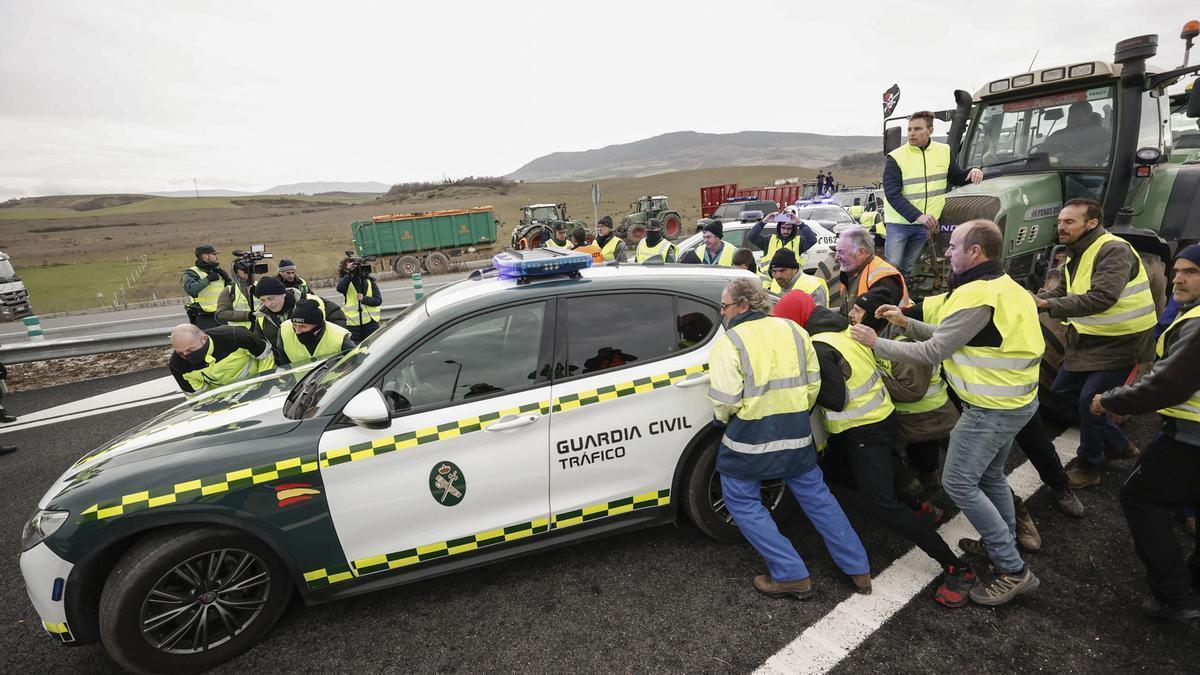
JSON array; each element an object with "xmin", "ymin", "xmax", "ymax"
[
  {"xmin": 574, "ymin": 242, "xmax": 604, "ymax": 264},
  {"xmin": 847, "ymin": 256, "xmax": 912, "ymax": 309}
]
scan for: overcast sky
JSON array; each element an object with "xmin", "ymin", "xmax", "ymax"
[{"xmin": 0, "ymin": 0, "xmax": 1191, "ymax": 199}]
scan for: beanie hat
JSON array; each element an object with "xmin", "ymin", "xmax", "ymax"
[
  {"xmin": 278, "ymin": 258, "xmax": 297, "ymax": 272},
  {"xmin": 597, "ymin": 215, "xmax": 613, "ymax": 227},
  {"xmin": 291, "ymin": 299, "xmax": 325, "ymax": 326},
  {"xmin": 702, "ymin": 220, "xmax": 724, "ymax": 238},
  {"xmin": 1176, "ymin": 243, "xmax": 1200, "ymax": 268},
  {"xmin": 769, "ymin": 248, "xmax": 800, "ymax": 270},
  {"xmin": 772, "ymin": 290, "xmax": 816, "ymax": 328},
  {"xmin": 254, "ymin": 276, "xmax": 286, "ymax": 297}
]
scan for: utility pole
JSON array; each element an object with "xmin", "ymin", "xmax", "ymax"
[{"xmin": 193, "ymin": 178, "xmax": 199, "ymax": 198}]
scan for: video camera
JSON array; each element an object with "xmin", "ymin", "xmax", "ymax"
[
  {"xmin": 343, "ymin": 250, "xmax": 377, "ymax": 277},
  {"xmin": 232, "ymin": 244, "xmax": 273, "ymax": 275}
]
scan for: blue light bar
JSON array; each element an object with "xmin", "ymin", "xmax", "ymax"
[{"xmin": 493, "ymin": 248, "xmax": 593, "ymax": 279}]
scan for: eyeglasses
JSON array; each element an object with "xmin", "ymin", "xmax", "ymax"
[{"xmin": 720, "ymin": 302, "xmax": 737, "ymax": 310}]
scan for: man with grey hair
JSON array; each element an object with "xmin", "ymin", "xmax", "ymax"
[
  {"xmin": 707, "ymin": 278, "xmax": 871, "ymax": 599},
  {"xmin": 833, "ymin": 225, "xmax": 910, "ymax": 331}
]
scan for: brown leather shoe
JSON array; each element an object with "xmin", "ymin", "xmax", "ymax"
[
  {"xmin": 1015, "ymin": 496, "xmax": 1042, "ymax": 552},
  {"xmin": 1065, "ymin": 458, "xmax": 1101, "ymax": 489},
  {"xmin": 849, "ymin": 573, "xmax": 873, "ymax": 595},
  {"xmin": 1112, "ymin": 442, "xmax": 1141, "ymax": 460},
  {"xmin": 753, "ymin": 574, "xmax": 814, "ymax": 599}
]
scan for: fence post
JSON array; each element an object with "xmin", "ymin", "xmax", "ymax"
[
  {"xmin": 22, "ymin": 316, "xmax": 44, "ymax": 341},
  {"xmin": 412, "ymin": 272, "xmax": 424, "ymax": 301}
]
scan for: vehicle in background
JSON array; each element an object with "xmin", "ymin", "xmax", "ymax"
[
  {"xmin": 0, "ymin": 251, "xmax": 32, "ymax": 320},
  {"xmin": 619, "ymin": 195, "xmax": 684, "ymax": 241},
  {"xmin": 787, "ymin": 201, "xmax": 859, "ymax": 232},
  {"xmin": 675, "ymin": 216, "xmax": 838, "ymax": 279},
  {"xmin": 699, "ymin": 182, "xmax": 807, "ymax": 218},
  {"xmin": 1169, "ymin": 80, "xmax": 1200, "ymax": 162},
  {"xmin": 351, "ymin": 207, "xmax": 499, "ymax": 278},
  {"xmin": 510, "ymin": 203, "xmax": 587, "ymax": 250},
  {"xmin": 694, "ymin": 198, "xmax": 779, "ymax": 233}
]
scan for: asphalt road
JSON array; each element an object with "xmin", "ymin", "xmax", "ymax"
[
  {"xmin": 2, "ymin": 374, "xmax": 1197, "ymax": 673},
  {"xmin": 0, "ymin": 271, "xmax": 473, "ymax": 344}
]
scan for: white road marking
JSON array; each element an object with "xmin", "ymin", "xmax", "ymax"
[
  {"xmin": 756, "ymin": 429, "xmax": 1080, "ymax": 674},
  {"xmin": 0, "ymin": 376, "xmax": 183, "ymax": 435}
]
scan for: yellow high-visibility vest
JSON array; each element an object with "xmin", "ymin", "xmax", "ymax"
[
  {"xmin": 188, "ymin": 266, "xmax": 224, "ymax": 313},
  {"xmin": 876, "ymin": 335, "xmax": 949, "ymax": 414},
  {"xmin": 811, "ymin": 328, "xmax": 895, "ymax": 433},
  {"xmin": 1155, "ymin": 305, "xmax": 1200, "ymax": 422},
  {"xmin": 279, "ymin": 321, "xmax": 351, "ymax": 365},
  {"xmin": 1062, "ymin": 232, "xmax": 1156, "ymax": 336},
  {"xmin": 181, "ymin": 337, "xmax": 273, "ymax": 394},
  {"xmin": 884, "ymin": 141, "xmax": 951, "ymax": 224},
  {"xmin": 344, "ymin": 279, "xmax": 381, "ymax": 326},
  {"xmin": 693, "ymin": 241, "xmax": 736, "ymax": 266},
  {"xmin": 708, "ymin": 316, "xmax": 823, "ymax": 422},
  {"xmin": 636, "ymin": 239, "xmax": 676, "ymax": 263}
]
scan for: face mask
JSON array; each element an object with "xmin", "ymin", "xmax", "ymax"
[
  {"xmin": 184, "ymin": 346, "xmax": 208, "ymax": 366},
  {"xmin": 297, "ymin": 326, "xmax": 324, "ymax": 349},
  {"xmin": 645, "ymin": 230, "xmax": 663, "ymax": 246}
]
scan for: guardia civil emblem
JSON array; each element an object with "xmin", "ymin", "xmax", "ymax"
[{"xmin": 429, "ymin": 461, "xmax": 466, "ymax": 506}]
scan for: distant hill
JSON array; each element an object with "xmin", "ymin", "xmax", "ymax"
[
  {"xmin": 508, "ymin": 130, "xmax": 880, "ymax": 182},
  {"xmin": 151, "ymin": 181, "xmax": 389, "ymax": 198}
]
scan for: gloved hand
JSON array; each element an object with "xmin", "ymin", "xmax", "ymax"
[{"xmin": 207, "ymin": 270, "xmax": 220, "ymax": 282}]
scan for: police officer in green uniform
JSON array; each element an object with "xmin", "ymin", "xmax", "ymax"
[
  {"xmin": 181, "ymin": 245, "xmax": 230, "ymax": 329},
  {"xmin": 168, "ymin": 323, "xmax": 275, "ymax": 394},
  {"xmin": 277, "ymin": 299, "xmax": 356, "ymax": 366}
]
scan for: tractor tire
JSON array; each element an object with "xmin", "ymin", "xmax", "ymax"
[
  {"xmin": 392, "ymin": 255, "xmax": 421, "ymax": 278},
  {"xmin": 626, "ymin": 223, "xmax": 648, "ymax": 249},
  {"xmin": 662, "ymin": 213, "xmax": 683, "ymax": 240},
  {"xmin": 423, "ymin": 251, "xmax": 452, "ymax": 276}
]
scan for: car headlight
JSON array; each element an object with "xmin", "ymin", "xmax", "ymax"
[{"xmin": 21, "ymin": 509, "xmax": 69, "ymax": 551}]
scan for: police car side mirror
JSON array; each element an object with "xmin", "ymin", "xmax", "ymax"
[{"xmin": 344, "ymin": 388, "xmax": 391, "ymax": 429}]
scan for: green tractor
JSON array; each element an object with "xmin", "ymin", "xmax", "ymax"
[
  {"xmin": 619, "ymin": 195, "xmax": 683, "ymax": 243},
  {"xmin": 1169, "ymin": 80, "xmax": 1200, "ymax": 163},
  {"xmin": 510, "ymin": 202, "xmax": 586, "ymax": 249},
  {"xmin": 889, "ymin": 21, "xmax": 1200, "ymax": 301}
]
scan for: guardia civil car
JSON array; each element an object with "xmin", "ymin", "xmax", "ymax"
[{"xmin": 21, "ymin": 253, "xmax": 795, "ymax": 673}]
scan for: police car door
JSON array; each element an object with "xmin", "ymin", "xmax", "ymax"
[
  {"xmin": 319, "ymin": 300, "xmax": 555, "ymax": 579},
  {"xmin": 548, "ymin": 291, "xmax": 719, "ymax": 528}
]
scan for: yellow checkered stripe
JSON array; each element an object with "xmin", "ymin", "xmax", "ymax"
[
  {"xmin": 79, "ymin": 453, "xmax": 321, "ymax": 522},
  {"xmin": 43, "ymin": 620, "xmax": 74, "ymax": 642},
  {"xmin": 305, "ymin": 489, "xmax": 672, "ymax": 589},
  {"xmin": 550, "ymin": 364, "xmax": 707, "ymax": 413}
]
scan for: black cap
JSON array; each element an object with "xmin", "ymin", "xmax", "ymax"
[
  {"xmin": 278, "ymin": 258, "xmax": 297, "ymax": 272},
  {"xmin": 702, "ymin": 220, "xmax": 724, "ymax": 238},
  {"xmin": 770, "ymin": 248, "xmax": 800, "ymax": 270},
  {"xmin": 291, "ymin": 299, "xmax": 325, "ymax": 326},
  {"xmin": 597, "ymin": 215, "xmax": 613, "ymax": 227},
  {"xmin": 254, "ymin": 276, "xmax": 286, "ymax": 297},
  {"xmin": 195, "ymin": 244, "xmax": 218, "ymax": 257}
]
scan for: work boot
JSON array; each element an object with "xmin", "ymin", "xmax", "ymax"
[
  {"xmin": 969, "ymin": 565, "xmax": 1040, "ymax": 606},
  {"xmin": 1065, "ymin": 458, "xmax": 1102, "ymax": 489},
  {"xmin": 1109, "ymin": 441, "xmax": 1142, "ymax": 461},
  {"xmin": 848, "ymin": 572, "xmax": 872, "ymax": 595},
  {"xmin": 1140, "ymin": 594, "xmax": 1200, "ymax": 621},
  {"xmin": 934, "ymin": 561, "xmax": 977, "ymax": 608},
  {"xmin": 0, "ymin": 445, "xmax": 15, "ymax": 455},
  {"xmin": 0, "ymin": 411, "xmax": 16, "ymax": 424},
  {"xmin": 1051, "ymin": 487, "xmax": 1086, "ymax": 518},
  {"xmin": 1015, "ymin": 496, "xmax": 1042, "ymax": 552},
  {"xmin": 753, "ymin": 574, "xmax": 814, "ymax": 600}
]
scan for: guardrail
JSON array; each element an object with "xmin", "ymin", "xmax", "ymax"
[{"xmin": 0, "ymin": 304, "xmax": 413, "ymax": 364}]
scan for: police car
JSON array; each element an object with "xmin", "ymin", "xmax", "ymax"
[
  {"xmin": 20, "ymin": 251, "xmax": 796, "ymax": 673},
  {"xmin": 674, "ymin": 214, "xmax": 838, "ymax": 275}
]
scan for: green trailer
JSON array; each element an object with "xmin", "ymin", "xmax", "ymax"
[{"xmin": 352, "ymin": 206, "xmax": 499, "ymax": 277}]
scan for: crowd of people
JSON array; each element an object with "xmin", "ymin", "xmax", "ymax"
[{"xmin": 171, "ymin": 248, "xmax": 381, "ymax": 395}]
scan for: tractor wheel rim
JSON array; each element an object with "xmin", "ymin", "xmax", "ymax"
[{"xmin": 140, "ymin": 548, "xmax": 271, "ymax": 654}]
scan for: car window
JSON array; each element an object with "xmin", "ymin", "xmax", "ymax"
[
  {"xmin": 380, "ymin": 302, "xmax": 546, "ymax": 413},
  {"xmin": 562, "ymin": 293, "xmax": 715, "ymax": 378}
]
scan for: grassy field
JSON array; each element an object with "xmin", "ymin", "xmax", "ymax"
[{"xmin": 1, "ymin": 165, "xmax": 878, "ymax": 313}]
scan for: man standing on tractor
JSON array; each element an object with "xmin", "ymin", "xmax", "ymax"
[
  {"xmin": 594, "ymin": 216, "xmax": 627, "ymax": 262},
  {"xmin": 1035, "ymin": 198, "xmax": 1156, "ymax": 488},
  {"xmin": 692, "ymin": 222, "xmax": 735, "ymax": 266},
  {"xmin": 882, "ymin": 110, "xmax": 983, "ymax": 282},
  {"xmin": 634, "ymin": 219, "xmax": 676, "ymax": 263}
]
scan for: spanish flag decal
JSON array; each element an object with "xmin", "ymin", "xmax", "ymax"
[{"xmin": 276, "ymin": 483, "xmax": 321, "ymax": 507}]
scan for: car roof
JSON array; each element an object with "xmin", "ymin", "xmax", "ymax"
[{"xmin": 425, "ymin": 263, "xmax": 752, "ymax": 316}]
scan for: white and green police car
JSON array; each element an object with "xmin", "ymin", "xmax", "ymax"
[{"xmin": 21, "ymin": 252, "xmax": 795, "ymax": 673}]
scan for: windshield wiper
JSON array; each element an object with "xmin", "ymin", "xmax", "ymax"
[
  {"xmin": 981, "ymin": 156, "xmax": 1033, "ymax": 169},
  {"xmin": 285, "ymin": 360, "xmax": 335, "ymax": 418}
]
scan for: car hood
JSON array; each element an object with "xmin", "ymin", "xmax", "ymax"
[{"xmin": 39, "ymin": 364, "xmax": 318, "ymax": 509}]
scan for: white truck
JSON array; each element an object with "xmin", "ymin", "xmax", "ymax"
[{"xmin": 0, "ymin": 251, "xmax": 31, "ymax": 320}]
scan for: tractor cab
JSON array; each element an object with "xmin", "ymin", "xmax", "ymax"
[{"xmin": 523, "ymin": 203, "xmax": 565, "ymax": 225}]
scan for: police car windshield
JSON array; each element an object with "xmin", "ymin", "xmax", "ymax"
[
  {"xmin": 967, "ymin": 85, "xmax": 1116, "ymax": 173},
  {"xmin": 794, "ymin": 206, "xmax": 852, "ymax": 223}
]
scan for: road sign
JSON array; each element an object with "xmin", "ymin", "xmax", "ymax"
[{"xmin": 591, "ymin": 182, "xmax": 600, "ymax": 228}]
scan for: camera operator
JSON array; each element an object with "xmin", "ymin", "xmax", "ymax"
[
  {"xmin": 216, "ymin": 258, "xmax": 257, "ymax": 327},
  {"xmin": 337, "ymin": 254, "xmax": 382, "ymax": 341},
  {"xmin": 181, "ymin": 244, "xmax": 231, "ymax": 329}
]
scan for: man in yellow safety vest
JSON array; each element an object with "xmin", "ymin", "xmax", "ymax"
[
  {"xmin": 181, "ymin": 244, "xmax": 230, "ymax": 329},
  {"xmin": 1035, "ymin": 198, "xmax": 1156, "ymax": 489},
  {"xmin": 1095, "ymin": 243, "xmax": 1200, "ymax": 621},
  {"xmin": 168, "ymin": 323, "xmax": 275, "ymax": 395},
  {"xmin": 277, "ymin": 299, "xmax": 357, "ymax": 366}
]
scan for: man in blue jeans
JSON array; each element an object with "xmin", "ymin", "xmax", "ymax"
[
  {"xmin": 709, "ymin": 278, "xmax": 871, "ymax": 599},
  {"xmin": 853, "ymin": 220, "xmax": 1043, "ymax": 605},
  {"xmin": 1035, "ymin": 199, "xmax": 1156, "ymax": 487},
  {"xmin": 882, "ymin": 110, "xmax": 983, "ymax": 281}
]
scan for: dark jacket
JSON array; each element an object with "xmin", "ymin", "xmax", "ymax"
[
  {"xmin": 1037, "ymin": 226, "xmax": 1155, "ymax": 370},
  {"xmin": 1102, "ymin": 300, "xmax": 1200, "ymax": 446},
  {"xmin": 180, "ymin": 260, "xmax": 230, "ymax": 311},
  {"xmin": 882, "ymin": 141, "xmax": 973, "ymax": 224},
  {"xmin": 746, "ymin": 219, "xmax": 817, "ymax": 255},
  {"xmin": 803, "ymin": 307, "xmax": 851, "ymax": 412},
  {"xmin": 215, "ymin": 278, "xmax": 255, "ymax": 325},
  {"xmin": 168, "ymin": 326, "xmax": 270, "ymax": 394},
  {"xmin": 837, "ymin": 256, "xmax": 904, "ymax": 331},
  {"xmin": 254, "ymin": 290, "xmax": 349, "ymax": 355}
]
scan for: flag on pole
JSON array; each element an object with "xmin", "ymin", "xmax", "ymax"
[{"xmin": 882, "ymin": 84, "xmax": 901, "ymax": 118}]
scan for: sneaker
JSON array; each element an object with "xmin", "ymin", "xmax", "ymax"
[
  {"xmin": 0, "ymin": 413, "xmax": 16, "ymax": 424},
  {"xmin": 958, "ymin": 537, "xmax": 991, "ymax": 561},
  {"xmin": 848, "ymin": 572, "xmax": 872, "ymax": 595},
  {"xmin": 1065, "ymin": 458, "xmax": 1102, "ymax": 489},
  {"xmin": 1140, "ymin": 595, "xmax": 1200, "ymax": 621},
  {"xmin": 969, "ymin": 565, "xmax": 1040, "ymax": 606},
  {"xmin": 916, "ymin": 501, "xmax": 946, "ymax": 526},
  {"xmin": 753, "ymin": 574, "xmax": 814, "ymax": 600},
  {"xmin": 1051, "ymin": 487, "xmax": 1086, "ymax": 518},
  {"xmin": 934, "ymin": 562, "xmax": 977, "ymax": 608},
  {"xmin": 1015, "ymin": 497, "xmax": 1042, "ymax": 552}
]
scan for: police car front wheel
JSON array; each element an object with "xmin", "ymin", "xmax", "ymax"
[
  {"xmin": 682, "ymin": 440, "xmax": 795, "ymax": 543},
  {"xmin": 98, "ymin": 526, "xmax": 292, "ymax": 674}
]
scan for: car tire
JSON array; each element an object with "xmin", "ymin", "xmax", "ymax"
[
  {"xmin": 99, "ymin": 526, "xmax": 292, "ymax": 675},
  {"xmin": 393, "ymin": 255, "xmax": 421, "ymax": 278},
  {"xmin": 423, "ymin": 251, "xmax": 451, "ymax": 276},
  {"xmin": 683, "ymin": 438, "xmax": 795, "ymax": 544}
]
